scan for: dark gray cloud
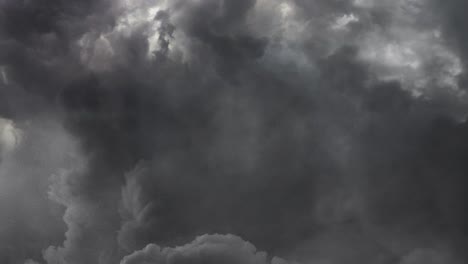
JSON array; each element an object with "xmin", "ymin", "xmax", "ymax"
[
  {"xmin": 0, "ymin": 118, "xmax": 74, "ymax": 264},
  {"xmin": 0, "ymin": 0, "xmax": 468, "ymax": 264}
]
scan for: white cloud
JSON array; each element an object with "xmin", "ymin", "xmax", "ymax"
[
  {"xmin": 353, "ymin": 0, "xmax": 464, "ymax": 98},
  {"xmin": 0, "ymin": 118, "xmax": 22, "ymax": 156},
  {"xmin": 331, "ymin": 14, "xmax": 359, "ymax": 30}
]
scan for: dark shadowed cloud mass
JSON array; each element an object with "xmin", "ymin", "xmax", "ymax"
[{"xmin": 1, "ymin": 0, "xmax": 468, "ymax": 263}]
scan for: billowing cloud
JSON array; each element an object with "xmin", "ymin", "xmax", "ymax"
[
  {"xmin": 121, "ymin": 234, "xmax": 288, "ymax": 264},
  {"xmin": 0, "ymin": 0, "xmax": 468, "ymax": 264},
  {"xmin": 0, "ymin": 118, "xmax": 79, "ymax": 263}
]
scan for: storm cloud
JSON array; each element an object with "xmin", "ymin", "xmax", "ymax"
[{"xmin": 1, "ymin": 0, "xmax": 468, "ymax": 263}]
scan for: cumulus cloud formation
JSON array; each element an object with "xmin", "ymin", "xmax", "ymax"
[
  {"xmin": 120, "ymin": 234, "xmax": 288, "ymax": 264},
  {"xmin": 1, "ymin": 0, "xmax": 468, "ymax": 264}
]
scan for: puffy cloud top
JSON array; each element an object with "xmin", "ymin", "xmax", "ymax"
[{"xmin": 121, "ymin": 234, "xmax": 288, "ymax": 264}]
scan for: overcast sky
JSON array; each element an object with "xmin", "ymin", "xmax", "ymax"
[{"xmin": 1, "ymin": 0, "xmax": 468, "ymax": 263}]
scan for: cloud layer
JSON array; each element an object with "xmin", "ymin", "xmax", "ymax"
[{"xmin": 1, "ymin": 0, "xmax": 468, "ymax": 263}]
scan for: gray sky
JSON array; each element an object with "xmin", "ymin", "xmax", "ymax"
[{"xmin": 1, "ymin": 0, "xmax": 468, "ymax": 263}]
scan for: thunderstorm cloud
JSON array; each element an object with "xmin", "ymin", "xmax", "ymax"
[{"xmin": 0, "ymin": 0, "xmax": 468, "ymax": 263}]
